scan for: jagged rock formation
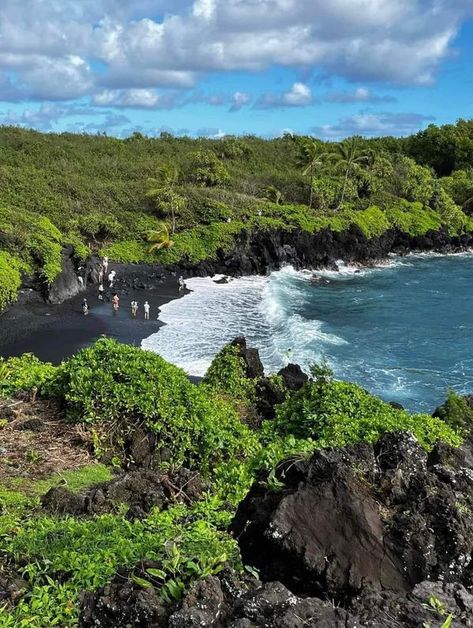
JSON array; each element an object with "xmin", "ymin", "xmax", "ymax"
[
  {"xmin": 79, "ymin": 430, "xmax": 473, "ymax": 626},
  {"xmin": 42, "ymin": 468, "xmax": 204, "ymax": 518},
  {"xmin": 43, "ymin": 247, "xmax": 102, "ymax": 304},
  {"xmin": 178, "ymin": 225, "xmax": 473, "ymax": 278}
]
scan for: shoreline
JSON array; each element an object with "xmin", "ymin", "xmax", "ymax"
[
  {"xmin": 0, "ymin": 272, "xmax": 187, "ymax": 364},
  {"xmin": 2, "ymin": 224, "xmax": 473, "ymax": 364}
]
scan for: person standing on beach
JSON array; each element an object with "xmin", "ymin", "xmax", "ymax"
[
  {"xmin": 82, "ymin": 298, "xmax": 89, "ymax": 315},
  {"xmin": 108, "ymin": 270, "xmax": 115, "ymax": 288},
  {"xmin": 144, "ymin": 301, "xmax": 150, "ymax": 320},
  {"xmin": 131, "ymin": 301, "xmax": 138, "ymax": 318},
  {"xmin": 112, "ymin": 293, "xmax": 119, "ymax": 313},
  {"xmin": 103, "ymin": 256, "xmax": 109, "ymax": 274},
  {"xmin": 178, "ymin": 276, "xmax": 185, "ymax": 291},
  {"xmin": 98, "ymin": 284, "xmax": 104, "ymax": 300}
]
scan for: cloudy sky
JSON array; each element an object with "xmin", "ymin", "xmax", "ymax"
[{"xmin": 0, "ymin": 0, "xmax": 472, "ymax": 139}]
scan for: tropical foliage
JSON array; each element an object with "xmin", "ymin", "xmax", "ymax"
[
  {"xmin": 0, "ymin": 338, "xmax": 466, "ymax": 625},
  {"xmin": 0, "ymin": 121, "xmax": 472, "ymax": 296}
]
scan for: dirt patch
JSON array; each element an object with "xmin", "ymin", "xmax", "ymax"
[{"xmin": 0, "ymin": 397, "xmax": 92, "ymax": 486}]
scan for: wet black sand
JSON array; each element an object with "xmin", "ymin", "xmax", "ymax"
[{"xmin": 0, "ymin": 276, "xmax": 186, "ymax": 364}]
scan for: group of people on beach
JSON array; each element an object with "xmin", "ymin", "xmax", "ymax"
[{"xmin": 81, "ymin": 256, "xmax": 185, "ymax": 319}]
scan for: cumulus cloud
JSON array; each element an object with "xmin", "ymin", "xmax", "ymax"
[
  {"xmin": 93, "ymin": 89, "xmax": 182, "ymax": 109},
  {"xmin": 0, "ymin": 0, "xmax": 470, "ymax": 103},
  {"xmin": 325, "ymin": 87, "xmax": 396, "ymax": 104},
  {"xmin": 255, "ymin": 82, "xmax": 313, "ymax": 109},
  {"xmin": 0, "ymin": 102, "xmax": 130, "ymax": 132},
  {"xmin": 230, "ymin": 91, "xmax": 252, "ymax": 112},
  {"xmin": 311, "ymin": 110, "xmax": 435, "ymax": 139}
]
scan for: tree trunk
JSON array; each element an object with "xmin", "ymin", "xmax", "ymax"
[{"xmin": 337, "ymin": 167, "xmax": 350, "ymax": 211}]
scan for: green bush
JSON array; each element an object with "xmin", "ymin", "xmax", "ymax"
[
  {"xmin": 0, "ymin": 353, "xmax": 56, "ymax": 397},
  {"xmin": 102, "ymin": 239, "xmax": 148, "ymax": 263},
  {"xmin": 187, "ymin": 150, "xmax": 230, "ymax": 187},
  {"xmin": 270, "ymin": 378, "xmax": 462, "ymax": 451},
  {"xmin": 0, "ymin": 251, "xmax": 22, "ymax": 310},
  {"xmin": 0, "ymin": 206, "xmax": 63, "ymax": 283},
  {"xmin": 386, "ymin": 200, "xmax": 443, "ymax": 235},
  {"xmin": 348, "ymin": 206, "xmax": 390, "ymax": 238},
  {"xmin": 203, "ymin": 343, "xmax": 257, "ymax": 402},
  {"xmin": 433, "ymin": 390, "xmax": 473, "ymax": 432},
  {"xmin": 2, "ymin": 505, "xmax": 239, "ymax": 626},
  {"xmin": 48, "ymin": 338, "xmax": 257, "ymax": 471}
]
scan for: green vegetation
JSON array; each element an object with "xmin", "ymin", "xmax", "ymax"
[
  {"xmin": 269, "ymin": 376, "xmax": 461, "ymax": 451},
  {"xmin": 0, "ymin": 251, "xmax": 22, "ymax": 310},
  {"xmin": 1, "ymin": 121, "xmax": 473, "ymax": 309},
  {"xmin": 0, "ymin": 339, "xmax": 465, "ymax": 625},
  {"xmin": 433, "ymin": 390, "xmax": 473, "ymax": 431},
  {"xmin": 0, "ymin": 354, "xmax": 56, "ymax": 397},
  {"xmin": 48, "ymin": 338, "xmax": 257, "ymax": 471},
  {"xmin": 202, "ymin": 342, "xmax": 256, "ymax": 402}
]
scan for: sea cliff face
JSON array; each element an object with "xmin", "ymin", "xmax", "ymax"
[
  {"xmin": 182, "ymin": 225, "xmax": 473, "ymax": 277},
  {"xmin": 31, "ymin": 225, "xmax": 473, "ymax": 307}
]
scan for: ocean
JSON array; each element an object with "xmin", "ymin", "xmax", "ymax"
[{"xmin": 142, "ymin": 253, "xmax": 473, "ymax": 412}]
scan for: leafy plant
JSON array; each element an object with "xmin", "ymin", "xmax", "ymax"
[{"xmin": 47, "ymin": 338, "xmax": 257, "ymax": 471}]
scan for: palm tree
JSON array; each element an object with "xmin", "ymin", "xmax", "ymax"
[
  {"xmin": 146, "ymin": 223, "xmax": 174, "ymax": 253},
  {"xmin": 145, "ymin": 165, "xmax": 184, "ymax": 234},
  {"xmin": 332, "ymin": 136, "xmax": 369, "ymax": 209},
  {"xmin": 264, "ymin": 185, "xmax": 283, "ymax": 205},
  {"xmin": 299, "ymin": 138, "xmax": 327, "ymax": 208}
]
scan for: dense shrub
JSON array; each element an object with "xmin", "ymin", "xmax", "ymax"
[
  {"xmin": 2, "ymin": 505, "xmax": 239, "ymax": 626},
  {"xmin": 270, "ymin": 378, "xmax": 462, "ymax": 450},
  {"xmin": 0, "ymin": 353, "xmax": 56, "ymax": 397},
  {"xmin": 0, "ymin": 251, "xmax": 22, "ymax": 310},
  {"xmin": 48, "ymin": 338, "xmax": 257, "ymax": 470},
  {"xmin": 203, "ymin": 343, "xmax": 257, "ymax": 402},
  {"xmin": 0, "ymin": 206, "xmax": 63, "ymax": 284},
  {"xmin": 187, "ymin": 150, "xmax": 230, "ymax": 187},
  {"xmin": 433, "ymin": 390, "xmax": 473, "ymax": 432}
]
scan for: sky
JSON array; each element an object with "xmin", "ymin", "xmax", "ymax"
[{"xmin": 0, "ymin": 0, "xmax": 472, "ymax": 140}]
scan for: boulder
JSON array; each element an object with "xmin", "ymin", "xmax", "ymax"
[
  {"xmin": 231, "ymin": 431, "xmax": 473, "ymax": 599},
  {"xmin": 42, "ymin": 468, "xmax": 204, "ymax": 519},
  {"xmin": 277, "ymin": 364, "xmax": 308, "ymax": 391},
  {"xmin": 231, "ymin": 337, "xmax": 264, "ymax": 380}
]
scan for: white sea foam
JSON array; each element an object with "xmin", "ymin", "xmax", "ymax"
[
  {"xmin": 142, "ymin": 252, "xmax": 473, "ymax": 411},
  {"xmin": 141, "ymin": 265, "xmax": 347, "ymax": 376}
]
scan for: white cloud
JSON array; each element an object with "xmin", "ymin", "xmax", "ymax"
[
  {"xmin": 311, "ymin": 110, "xmax": 435, "ymax": 139},
  {"xmin": 325, "ymin": 87, "xmax": 396, "ymax": 104},
  {"xmin": 0, "ymin": 0, "xmax": 470, "ymax": 102},
  {"xmin": 230, "ymin": 91, "xmax": 251, "ymax": 112},
  {"xmin": 256, "ymin": 82, "xmax": 313, "ymax": 109},
  {"xmin": 282, "ymin": 82, "xmax": 312, "ymax": 106},
  {"xmin": 93, "ymin": 88, "xmax": 182, "ymax": 109}
]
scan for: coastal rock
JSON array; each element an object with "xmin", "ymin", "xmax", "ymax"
[
  {"xmin": 79, "ymin": 565, "xmax": 170, "ymax": 628},
  {"xmin": 45, "ymin": 245, "xmax": 84, "ymax": 304},
  {"xmin": 41, "ymin": 248, "xmax": 102, "ymax": 305},
  {"xmin": 231, "ymin": 337, "xmax": 265, "ymax": 380},
  {"xmin": 277, "ymin": 364, "xmax": 308, "ymax": 391},
  {"xmin": 0, "ymin": 561, "xmax": 28, "ymax": 605},
  {"xmin": 231, "ymin": 431, "xmax": 473, "ymax": 599},
  {"xmin": 80, "ymin": 567, "xmax": 473, "ymax": 626},
  {"xmin": 256, "ymin": 377, "xmax": 288, "ymax": 420},
  {"xmin": 41, "ymin": 468, "xmax": 204, "ymax": 518},
  {"xmin": 79, "ymin": 569, "xmax": 356, "ymax": 627}
]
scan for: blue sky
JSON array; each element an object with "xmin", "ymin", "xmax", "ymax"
[{"xmin": 0, "ymin": 0, "xmax": 472, "ymax": 139}]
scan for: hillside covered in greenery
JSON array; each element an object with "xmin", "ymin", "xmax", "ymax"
[
  {"xmin": 0, "ymin": 337, "xmax": 469, "ymax": 626},
  {"xmin": 1, "ymin": 120, "xmax": 473, "ymax": 309}
]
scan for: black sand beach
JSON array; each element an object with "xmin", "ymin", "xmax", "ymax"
[{"xmin": 0, "ymin": 274, "xmax": 187, "ymax": 364}]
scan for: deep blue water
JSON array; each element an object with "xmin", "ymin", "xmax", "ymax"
[{"xmin": 143, "ymin": 253, "xmax": 473, "ymax": 412}]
